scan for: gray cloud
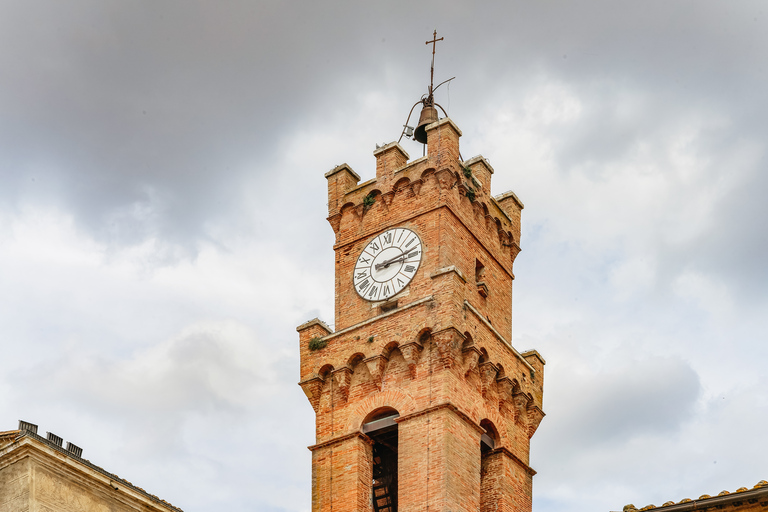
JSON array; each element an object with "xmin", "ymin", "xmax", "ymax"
[{"xmin": 2, "ymin": 2, "xmax": 768, "ymax": 512}]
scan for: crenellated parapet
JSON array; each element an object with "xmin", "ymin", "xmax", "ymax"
[{"xmin": 326, "ymin": 129, "xmax": 524, "ymax": 277}]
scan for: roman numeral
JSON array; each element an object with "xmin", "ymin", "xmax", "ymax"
[
  {"xmin": 356, "ymin": 271, "xmax": 368, "ymax": 279},
  {"xmin": 368, "ymin": 285, "xmax": 378, "ymax": 298},
  {"xmin": 383, "ymin": 232, "xmax": 392, "ymax": 244},
  {"xmin": 371, "ymin": 242, "xmax": 380, "ymax": 252},
  {"xmin": 383, "ymin": 284, "xmax": 390, "ymax": 296},
  {"xmin": 407, "ymin": 250, "xmax": 420, "ymax": 259},
  {"xmin": 358, "ymin": 279, "xmax": 370, "ymax": 291},
  {"xmin": 397, "ymin": 278, "xmax": 404, "ymax": 286},
  {"xmin": 359, "ymin": 257, "xmax": 370, "ymax": 264},
  {"xmin": 404, "ymin": 265, "xmax": 415, "ymax": 273},
  {"xmin": 405, "ymin": 237, "xmax": 416, "ymax": 248}
]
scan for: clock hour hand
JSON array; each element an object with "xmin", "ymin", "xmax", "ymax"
[{"xmin": 375, "ymin": 251, "xmax": 414, "ymax": 270}]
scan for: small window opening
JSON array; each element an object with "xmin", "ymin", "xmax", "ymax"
[
  {"xmin": 476, "ymin": 260, "xmax": 486, "ymax": 281},
  {"xmin": 380, "ymin": 300, "xmax": 398, "ymax": 314},
  {"xmin": 480, "ymin": 419, "xmax": 498, "ymax": 453},
  {"xmin": 476, "ymin": 260, "xmax": 488, "ymax": 297}
]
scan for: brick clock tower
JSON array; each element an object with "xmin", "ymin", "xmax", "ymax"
[{"xmin": 297, "ymin": 49, "xmax": 545, "ymax": 512}]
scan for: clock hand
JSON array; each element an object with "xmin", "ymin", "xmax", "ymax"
[
  {"xmin": 375, "ymin": 251, "xmax": 416, "ymax": 271},
  {"xmin": 375, "ymin": 253, "xmax": 405, "ymax": 271}
]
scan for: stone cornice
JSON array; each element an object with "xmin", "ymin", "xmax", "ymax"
[
  {"xmin": 325, "ymin": 163, "xmax": 361, "ymax": 180},
  {"xmin": 307, "ymin": 431, "xmax": 372, "ymax": 452},
  {"xmin": 395, "ymin": 402, "xmax": 485, "ymax": 436},
  {"xmin": 462, "ymin": 155, "xmax": 495, "ymax": 175},
  {"xmin": 296, "ymin": 318, "xmax": 333, "ymax": 334},
  {"xmin": 486, "ymin": 446, "xmax": 537, "ymax": 476},
  {"xmin": 373, "ymin": 141, "xmax": 409, "ymax": 160},
  {"xmin": 521, "ymin": 349, "xmax": 546, "ymax": 365},
  {"xmin": 319, "ymin": 295, "xmax": 434, "ymax": 341},
  {"xmin": 464, "ymin": 299, "xmax": 536, "ymax": 375},
  {"xmin": 495, "ymin": 189, "xmax": 525, "ymax": 210},
  {"xmin": 0, "ymin": 433, "xmax": 182, "ymax": 511},
  {"xmin": 430, "ymin": 265, "xmax": 467, "ymax": 283},
  {"xmin": 425, "ymin": 117, "xmax": 463, "ymax": 137}
]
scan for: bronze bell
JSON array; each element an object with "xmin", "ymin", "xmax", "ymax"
[{"xmin": 413, "ymin": 105, "xmax": 438, "ymax": 144}]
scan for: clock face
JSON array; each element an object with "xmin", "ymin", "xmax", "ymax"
[{"xmin": 352, "ymin": 227, "xmax": 423, "ymax": 302}]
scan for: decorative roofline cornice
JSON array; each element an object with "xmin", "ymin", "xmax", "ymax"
[
  {"xmin": 464, "ymin": 299, "xmax": 536, "ymax": 375},
  {"xmin": 2, "ymin": 430, "xmax": 183, "ymax": 512}
]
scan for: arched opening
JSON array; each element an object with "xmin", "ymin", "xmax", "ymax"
[
  {"xmin": 479, "ymin": 419, "xmax": 498, "ymax": 453},
  {"xmin": 363, "ymin": 408, "xmax": 399, "ymax": 512},
  {"xmin": 479, "ymin": 419, "xmax": 500, "ymax": 512}
]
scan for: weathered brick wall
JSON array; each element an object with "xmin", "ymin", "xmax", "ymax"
[
  {"xmin": 299, "ymin": 117, "xmax": 544, "ymax": 512},
  {"xmin": 311, "ymin": 435, "xmax": 373, "ymax": 512}
]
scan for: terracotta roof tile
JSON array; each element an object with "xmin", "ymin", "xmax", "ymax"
[{"xmin": 625, "ymin": 481, "xmax": 768, "ymax": 512}]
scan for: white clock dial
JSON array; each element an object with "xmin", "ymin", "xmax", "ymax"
[{"xmin": 352, "ymin": 227, "xmax": 423, "ymax": 302}]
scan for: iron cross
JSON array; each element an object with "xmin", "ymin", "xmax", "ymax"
[
  {"xmin": 426, "ymin": 30, "xmax": 444, "ymax": 56},
  {"xmin": 426, "ymin": 30, "xmax": 444, "ymax": 101}
]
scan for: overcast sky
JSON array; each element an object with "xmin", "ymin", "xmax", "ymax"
[{"xmin": 1, "ymin": 2, "xmax": 767, "ymax": 511}]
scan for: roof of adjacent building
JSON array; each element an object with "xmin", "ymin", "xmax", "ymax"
[
  {"xmin": 0, "ymin": 426, "xmax": 183, "ymax": 512},
  {"xmin": 621, "ymin": 481, "xmax": 768, "ymax": 512}
]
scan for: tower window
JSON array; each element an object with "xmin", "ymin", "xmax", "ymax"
[
  {"xmin": 480, "ymin": 419, "xmax": 500, "ymax": 512},
  {"xmin": 476, "ymin": 260, "xmax": 488, "ymax": 297},
  {"xmin": 380, "ymin": 300, "xmax": 398, "ymax": 314},
  {"xmin": 363, "ymin": 409, "xmax": 399, "ymax": 512},
  {"xmin": 475, "ymin": 259, "xmax": 485, "ymax": 282}
]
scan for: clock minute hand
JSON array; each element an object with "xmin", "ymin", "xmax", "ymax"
[{"xmin": 375, "ymin": 252, "xmax": 409, "ymax": 271}]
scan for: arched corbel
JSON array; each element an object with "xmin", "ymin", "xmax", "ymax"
[
  {"xmin": 527, "ymin": 406, "xmax": 546, "ymax": 438},
  {"xmin": 462, "ymin": 345, "xmax": 482, "ymax": 375},
  {"xmin": 332, "ymin": 366, "xmax": 353, "ymax": 403},
  {"xmin": 363, "ymin": 354, "xmax": 389, "ymax": 390},
  {"xmin": 381, "ymin": 191, "xmax": 394, "ymax": 209},
  {"xmin": 436, "ymin": 169, "xmax": 457, "ymax": 190},
  {"xmin": 299, "ymin": 374, "xmax": 325, "ymax": 413},
  {"xmin": 410, "ymin": 178, "xmax": 423, "ymax": 196},
  {"xmin": 512, "ymin": 392, "xmax": 532, "ymax": 425},
  {"xmin": 478, "ymin": 361, "xmax": 498, "ymax": 398},
  {"xmin": 399, "ymin": 340, "xmax": 423, "ymax": 378},
  {"xmin": 510, "ymin": 241, "xmax": 522, "ymax": 264},
  {"xmin": 496, "ymin": 376, "xmax": 519, "ymax": 415},
  {"xmin": 326, "ymin": 214, "xmax": 341, "ymax": 236}
]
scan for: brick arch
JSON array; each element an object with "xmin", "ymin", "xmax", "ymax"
[
  {"xmin": 347, "ymin": 352, "xmax": 366, "ymax": 368},
  {"xmin": 393, "ymin": 177, "xmax": 411, "ymax": 191},
  {"xmin": 467, "ymin": 397, "xmax": 510, "ymax": 448},
  {"xmin": 416, "ymin": 327, "xmax": 433, "ymax": 342},
  {"xmin": 346, "ymin": 389, "xmax": 417, "ymax": 431},
  {"xmin": 382, "ymin": 340, "xmax": 400, "ymax": 358},
  {"xmin": 419, "ymin": 167, "xmax": 437, "ymax": 180},
  {"xmin": 318, "ymin": 364, "xmax": 334, "ymax": 379}
]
